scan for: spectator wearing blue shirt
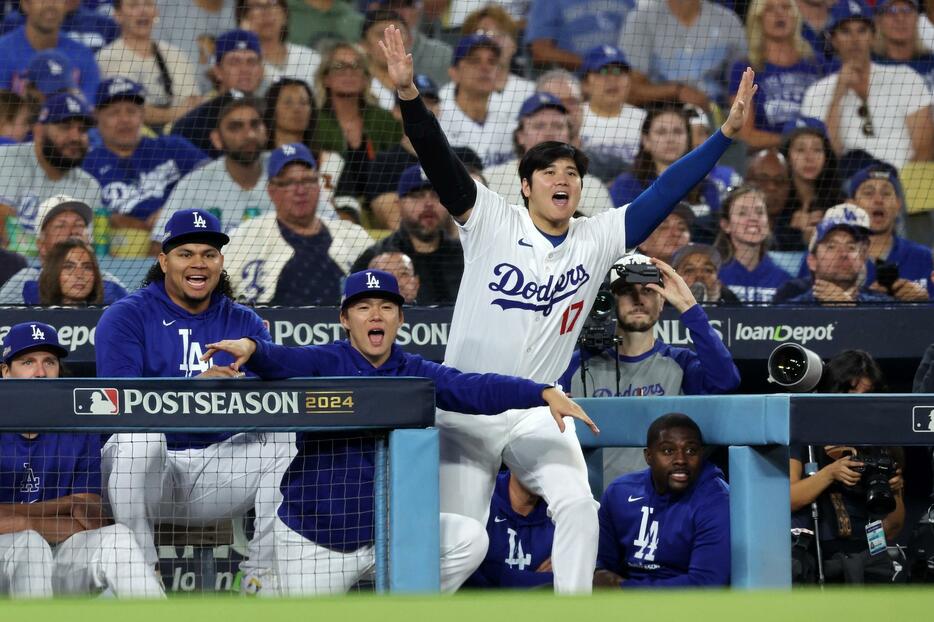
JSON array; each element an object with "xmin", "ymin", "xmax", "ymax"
[
  {"xmin": 873, "ymin": 0, "xmax": 934, "ymax": 94},
  {"xmin": 593, "ymin": 413, "xmax": 731, "ymax": 588},
  {"xmin": 795, "ymin": 0, "xmax": 837, "ymax": 63},
  {"xmin": 715, "ymin": 185, "xmax": 792, "ymax": 303},
  {"xmin": 786, "ymin": 202, "xmax": 893, "ymax": 304},
  {"xmin": 0, "ymin": 0, "xmax": 100, "ymax": 103},
  {"xmin": 728, "ymin": 0, "xmax": 823, "ymax": 150},
  {"xmin": 849, "ymin": 164, "xmax": 932, "ymax": 301},
  {"xmin": 0, "ymin": 0, "xmax": 118, "ymax": 53},
  {"xmin": 465, "ymin": 470, "xmax": 555, "ymax": 589},
  {"xmin": 83, "ymin": 77, "xmax": 207, "ymax": 256},
  {"xmin": 524, "ymin": 0, "xmax": 634, "ymax": 71}
]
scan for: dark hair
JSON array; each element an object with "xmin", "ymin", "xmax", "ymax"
[
  {"xmin": 646, "ymin": 412, "xmax": 704, "ymax": 447},
  {"xmin": 781, "ymin": 130, "xmax": 844, "ymax": 212},
  {"xmin": 216, "ymin": 94, "xmax": 265, "ymax": 128},
  {"xmin": 818, "ymin": 349, "xmax": 885, "ymax": 393},
  {"xmin": 38, "ymin": 238, "xmax": 104, "ymax": 305},
  {"xmin": 0, "ymin": 89, "xmax": 26, "ymax": 124},
  {"xmin": 263, "ymin": 77, "xmax": 317, "ymax": 151},
  {"xmin": 142, "ymin": 261, "xmax": 236, "ymax": 300},
  {"xmin": 235, "ymin": 0, "xmax": 289, "ymax": 42},
  {"xmin": 516, "ymin": 141, "xmax": 589, "ymax": 208},
  {"xmin": 713, "ymin": 185, "xmax": 772, "ymax": 264},
  {"xmin": 632, "ymin": 103, "xmax": 703, "ymax": 203}
]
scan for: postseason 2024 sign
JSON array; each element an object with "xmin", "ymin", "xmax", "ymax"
[{"xmin": 0, "ymin": 304, "xmax": 931, "ymax": 366}]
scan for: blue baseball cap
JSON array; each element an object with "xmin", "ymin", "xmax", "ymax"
[
  {"xmin": 2, "ymin": 322, "xmax": 67, "ymax": 365},
  {"xmin": 25, "ymin": 51, "xmax": 75, "ymax": 97},
  {"xmin": 847, "ymin": 164, "xmax": 904, "ymax": 201},
  {"xmin": 38, "ymin": 92, "xmax": 94, "ymax": 126},
  {"xmin": 451, "ymin": 33, "xmax": 500, "ymax": 67},
  {"xmin": 161, "ymin": 208, "xmax": 230, "ymax": 253},
  {"xmin": 810, "ymin": 202, "xmax": 871, "ymax": 250},
  {"xmin": 214, "ymin": 29, "xmax": 261, "ymax": 64},
  {"xmin": 579, "ymin": 44, "xmax": 630, "ymax": 76},
  {"xmin": 828, "ymin": 0, "xmax": 874, "ymax": 32},
  {"xmin": 875, "ymin": 0, "xmax": 917, "ymax": 13},
  {"xmin": 518, "ymin": 92, "xmax": 567, "ymax": 120},
  {"xmin": 781, "ymin": 115, "xmax": 828, "ymax": 143},
  {"xmin": 268, "ymin": 143, "xmax": 317, "ymax": 178},
  {"xmin": 341, "ymin": 269, "xmax": 405, "ymax": 309},
  {"xmin": 396, "ymin": 164, "xmax": 433, "ymax": 197},
  {"xmin": 96, "ymin": 76, "xmax": 146, "ymax": 109},
  {"xmin": 413, "ymin": 74, "xmax": 439, "ymax": 100}
]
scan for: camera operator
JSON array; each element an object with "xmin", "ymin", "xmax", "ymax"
[
  {"xmin": 790, "ymin": 350, "xmax": 906, "ymax": 583},
  {"xmin": 559, "ymin": 254, "xmax": 740, "ymax": 481}
]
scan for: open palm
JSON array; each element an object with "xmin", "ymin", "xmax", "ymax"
[
  {"xmin": 378, "ymin": 25, "xmax": 415, "ymax": 94},
  {"xmin": 722, "ymin": 67, "xmax": 758, "ymax": 138}
]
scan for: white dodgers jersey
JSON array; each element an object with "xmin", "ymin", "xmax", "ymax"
[{"xmin": 444, "ymin": 181, "xmax": 629, "ymax": 384}]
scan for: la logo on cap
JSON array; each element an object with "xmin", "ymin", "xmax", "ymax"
[
  {"xmin": 849, "ymin": 0, "xmax": 861, "ymax": 12},
  {"xmin": 282, "ymin": 144, "xmax": 296, "ymax": 156},
  {"xmin": 192, "ymin": 211, "xmax": 207, "ymax": 228},
  {"xmin": 49, "ymin": 60, "xmax": 62, "ymax": 75},
  {"xmin": 602, "ymin": 45, "xmax": 615, "ymax": 55},
  {"xmin": 31, "ymin": 324, "xmax": 45, "ymax": 341},
  {"xmin": 236, "ymin": 41, "xmax": 247, "ymax": 49},
  {"xmin": 66, "ymin": 97, "xmax": 81, "ymax": 113},
  {"xmin": 366, "ymin": 272, "xmax": 380, "ymax": 289}
]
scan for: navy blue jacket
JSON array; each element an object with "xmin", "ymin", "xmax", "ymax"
[{"xmin": 246, "ymin": 339, "xmax": 551, "ymax": 552}]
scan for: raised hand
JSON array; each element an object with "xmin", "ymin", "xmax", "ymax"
[
  {"xmin": 200, "ymin": 338, "xmax": 257, "ymax": 371},
  {"xmin": 646, "ymin": 258, "xmax": 697, "ymax": 313},
  {"xmin": 543, "ymin": 388, "xmax": 599, "ymax": 435},
  {"xmin": 378, "ymin": 25, "xmax": 417, "ymax": 99},
  {"xmin": 722, "ymin": 67, "xmax": 757, "ymax": 138}
]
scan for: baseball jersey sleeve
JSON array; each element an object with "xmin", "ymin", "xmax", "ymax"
[
  {"xmin": 248, "ymin": 339, "xmax": 339, "ymax": 380},
  {"xmin": 456, "ymin": 180, "xmax": 514, "ymax": 261},
  {"xmin": 412, "ymin": 356, "xmax": 549, "ymax": 414},
  {"xmin": 596, "ymin": 484, "xmax": 626, "ymax": 576},
  {"xmin": 674, "ymin": 305, "xmax": 741, "ymax": 395},
  {"xmin": 95, "ymin": 302, "xmax": 146, "ymax": 377}
]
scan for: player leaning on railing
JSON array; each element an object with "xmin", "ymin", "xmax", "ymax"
[{"xmin": 378, "ymin": 25, "xmax": 757, "ymax": 593}]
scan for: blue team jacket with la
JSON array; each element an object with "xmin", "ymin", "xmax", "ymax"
[
  {"xmin": 95, "ymin": 281, "xmax": 270, "ymax": 449},
  {"xmin": 465, "ymin": 471, "xmax": 555, "ymax": 589},
  {"xmin": 597, "ymin": 462, "xmax": 731, "ymax": 587},
  {"xmin": 0, "ymin": 433, "xmax": 101, "ymax": 503},
  {"xmin": 246, "ymin": 338, "xmax": 550, "ymax": 553}
]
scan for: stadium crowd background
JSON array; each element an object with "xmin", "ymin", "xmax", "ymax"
[{"xmin": 1, "ymin": 0, "xmax": 934, "ymax": 594}]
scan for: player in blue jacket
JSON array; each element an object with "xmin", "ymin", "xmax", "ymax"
[
  {"xmin": 465, "ymin": 470, "xmax": 556, "ymax": 589},
  {"xmin": 594, "ymin": 413, "xmax": 730, "ymax": 588},
  {"xmin": 0, "ymin": 322, "xmax": 163, "ymax": 598},
  {"xmin": 201, "ymin": 269, "xmax": 597, "ymax": 595},
  {"xmin": 95, "ymin": 208, "xmax": 295, "ymax": 595}
]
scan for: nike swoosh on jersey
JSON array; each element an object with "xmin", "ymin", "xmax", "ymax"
[
  {"xmin": 494, "ymin": 516, "xmax": 507, "ymax": 522},
  {"xmin": 628, "ymin": 495, "xmax": 644, "ymax": 502},
  {"xmin": 162, "ymin": 320, "xmax": 177, "ymax": 326},
  {"xmin": 517, "ymin": 238, "xmax": 533, "ymax": 248}
]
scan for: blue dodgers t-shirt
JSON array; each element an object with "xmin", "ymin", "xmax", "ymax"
[
  {"xmin": 719, "ymin": 255, "xmax": 792, "ymax": 303},
  {"xmin": 729, "ymin": 59, "xmax": 822, "ymax": 134},
  {"xmin": 0, "ymin": 26, "xmax": 100, "ymax": 103},
  {"xmin": 0, "ymin": 433, "xmax": 102, "ymax": 503},
  {"xmin": 0, "ymin": 7, "xmax": 118, "ymax": 53},
  {"xmin": 272, "ymin": 221, "xmax": 345, "ymax": 306},
  {"xmin": 523, "ymin": 0, "xmax": 635, "ymax": 56},
  {"xmin": 82, "ymin": 136, "xmax": 208, "ymax": 221}
]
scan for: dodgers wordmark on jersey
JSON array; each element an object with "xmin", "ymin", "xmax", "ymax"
[{"xmin": 444, "ymin": 181, "xmax": 629, "ymax": 384}]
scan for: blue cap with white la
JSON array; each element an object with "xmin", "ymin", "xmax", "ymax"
[
  {"xmin": 810, "ymin": 202, "xmax": 871, "ymax": 250},
  {"xmin": 781, "ymin": 115, "xmax": 828, "ymax": 139},
  {"xmin": 26, "ymin": 50, "xmax": 75, "ymax": 97},
  {"xmin": 268, "ymin": 143, "xmax": 317, "ymax": 178},
  {"xmin": 162, "ymin": 208, "xmax": 230, "ymax": 252},
  {"xmin": 214, "ymin": 29, "xmax": 261, "ymax": 64},
  {"xmin": 2, "ymin": 322, "xmax": 67, "ymax": 365},
  {"xmin": 413, "ymin": 74, "xmax": 439, "ymax": 99},
  {"xmin": 847, "ymin": 164, "xmax": 904, "ymax": 201},
  {"xmin": 396, "ymin": 164, "xmax": 433, "ymax": 197},
  {"xmin": 518, "ymin": 92, "xmax": 567, "ymax": 120},
  {"xmin": 579, "ymin": 44, "xmax": 630, "ymax": 76},
  {"xmin": 341, "ymin": 269, "xmax": 405, "ymax": 309},
  {"xmin": 96, "ymin": 76, "xmax": 146, "ymax": 109},
  {"xmin": 827, "ymin": 0, "xmax": 873, "ymax": 32},
  {"xmin": 38, "ymin": 92, "xmax": 94, "ymax": 125},
  {"xmin": 451, "ymin": 33, "xmax": 500, "ymax": 66}
]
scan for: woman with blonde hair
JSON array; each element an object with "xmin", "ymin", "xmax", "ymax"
[
  {"xmin": 37, "ymin": 239, "xmax": 109, "ymax": 306},
  {"xmin": 312, "ymin": 41, "xmax": 401, "ymax": 199},
  {"xmin": 728, "ymin": 0, "xmax": 822, "ymax": 149}
]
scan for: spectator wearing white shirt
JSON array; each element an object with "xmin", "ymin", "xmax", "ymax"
[{"xmin": 237, "ymin": 0, "xmax": 321, "ymax": 91}]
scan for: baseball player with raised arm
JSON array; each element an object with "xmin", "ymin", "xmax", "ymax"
[
  {"xmin": 201, "ymin": 269, "xmax": 596, "ymax": 595},
  {"xmin": 94, "ymin": 208, "xmax": 295, "ymax": 595},
  {"xmin": 379, "ymin": 26, "xmax": 756, "ymax": 593},
  {"xmin": 1, "ymin": 322, "xmax": 163, "ymax": 599}
]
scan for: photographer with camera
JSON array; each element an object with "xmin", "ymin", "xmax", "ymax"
[
  {"xmin": 788, "ymin": 350, "xmax": 906, "ymax": 583},
  {"xmin": 559, "ymin": 253, "xmax": 740, "ymax": 481}
]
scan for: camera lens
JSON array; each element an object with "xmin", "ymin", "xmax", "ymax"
[
  {"xmin": 767, "ymin": 343, "xmax": 824, "ymax": 392},
  {"xmin": 589, "ymin": 290, "xmax": 615, "ymax": 321},
  {"xmin": 864, "ymin": 473, "xmax": 896, "ymax": 516}
]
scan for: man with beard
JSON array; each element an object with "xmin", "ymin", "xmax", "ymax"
[
  {"xmin": 558, "ymin": 254, "xmax": 739, "ymax": 483},
  {"xmin": 350, "ymin": 164, "xmax": 463, "ymax": 304},
  {"xmin": 0, "ymin": 92, "xmax": 101, "ymax": 257},
  {"xmin": 593, "ymin": 413, "xmax": 731, "ymax": 588},
  {"xmin": 149, "ymin": 95, "xmax": 269, "ymax": 256},
  {"xmin": 224, "ymin": 142, "xmax": 373, "ymax": 305}
]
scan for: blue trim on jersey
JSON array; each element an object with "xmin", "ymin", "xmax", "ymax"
[{"xmin": 535, "ymin": 226, "xmax": 568, "ymax": 248}]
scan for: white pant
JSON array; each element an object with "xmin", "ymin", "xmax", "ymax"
[
  {"xmin": 437, "ymin": 406, "xmax": 599, "ymax": 594},
  {"xmin": 0, "ymin": 525, "xmax": 164, "ymax": 598},
  {"xmin": 102, "ymin": 432, "xmax": 297, "ymax": 574},
  {"xmin": 274, "ymin": 513, "xmax": 487, "ymax": 596}
]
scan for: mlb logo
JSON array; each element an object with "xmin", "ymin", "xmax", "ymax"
[
  {"xmin": 911, "ymin": 406, "xmax": 934, "ymax": 433},
  {"xmin": 74, "ymin": 388, "xmax": 119, "ymax": 415}
]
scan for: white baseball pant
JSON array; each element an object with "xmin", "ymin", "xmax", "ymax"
[
  {"xmin": 102, "ymin": 432, "xmax": 296, "ymax": 576},
  {"xmin": 0, "ymin": 525, "xmax": 164, "ymax": 598},
  {"xmin": 274, "ymin": 513, "xmax": 487, "ymax": 595},
  {"xmin": 437, "ymin": 406, "xmax": 599, "ymax": 594}
]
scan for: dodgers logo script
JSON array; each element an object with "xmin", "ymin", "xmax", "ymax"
[{"xmin": 487, "ymin": 263, "xmax": 590, "ymax": 316}]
